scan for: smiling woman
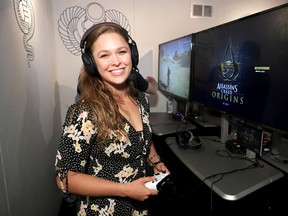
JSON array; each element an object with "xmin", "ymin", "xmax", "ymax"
[{"xmin": 55, "ymin": 22, "xmax": 170, "ymax": 216}]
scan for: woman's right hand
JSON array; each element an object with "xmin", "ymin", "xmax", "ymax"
[{"xmin": 124, "ymin": 176, "xmax": 158, "ymax": 201}]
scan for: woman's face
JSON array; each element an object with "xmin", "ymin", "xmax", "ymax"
[{"xmin": 92, "ymin": 32, "xmax": 132, "ymax": 88}]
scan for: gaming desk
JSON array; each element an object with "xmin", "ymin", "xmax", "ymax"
[{"xmin": 149, "ymin": 112, "xmax": 284, "ymax": 201}]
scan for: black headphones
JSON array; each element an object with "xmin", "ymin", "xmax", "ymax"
[
  {"xmin": 176, "ymin": 131, "xmax": 202, "ymax": 150},
  {"xmin": 80, "ymin": 22, "xmax": 139, "ymax": 77}
]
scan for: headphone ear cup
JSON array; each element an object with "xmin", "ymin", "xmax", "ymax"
[
  {"xmin": 82, "ymin": 49, "xmax": 99, "ymax": 77},
  {"xmin": 176, "ymin": 131, "xmax": 202, "ymax": 150},
  {"xmin": 129, "ymin": 42, "xmax": 139, "ymax": 67},
  {"xmin": 176, "ymin": 131, "xmax": 193, "ymax": 147}
]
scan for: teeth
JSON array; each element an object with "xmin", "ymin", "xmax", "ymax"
[{"xmin": 112, "ymin": 69, "xmax": 122, "ymax": 73}]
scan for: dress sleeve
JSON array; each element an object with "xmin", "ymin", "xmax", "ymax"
[{"xmin": 55, "ymin": 102, "xmax": 96, "ymax": 194}]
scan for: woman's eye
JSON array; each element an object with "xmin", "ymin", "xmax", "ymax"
[
  {"xmin": 119, "ymin": 50, "xmax": 128, "ymax": 55},
  {"xmin": 100, "ymin": 54, "xmax": 109, "ymax": 58}
]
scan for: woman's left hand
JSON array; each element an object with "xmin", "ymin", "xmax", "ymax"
[{"xmin": 153, "ymin": 162, "xmax": 170, "ymax": 174}]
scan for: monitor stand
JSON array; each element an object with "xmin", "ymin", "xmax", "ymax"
[
  {"xmin": 193, "ymin": 105, "xmax": 220, "ymax": 128},
  {"xmin": 271, "ymin": 132, "xmax": 284, "ymax": 154},
  {"xmin": 246, "ymin": 149, "xmax": 256, "ymax": 160},
  {"xmin": 220, "ymin": 113, "xmax": 229, "ymax": 144},
  {"xmin": 194, "ymin": 118, "xmax": 219, "ymax": 127},
  {"xmin": 175, "ymin": 100, "xmax": 190, "ymax": 117}
]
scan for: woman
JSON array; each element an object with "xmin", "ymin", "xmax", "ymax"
[{"xmin": 55, "ymin": 22, "xmax": 169, "ymax": 215}]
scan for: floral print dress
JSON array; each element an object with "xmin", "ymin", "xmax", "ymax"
[{"xmin": 55, "ymin": 90, "xmax": 153, "ymax": 216}]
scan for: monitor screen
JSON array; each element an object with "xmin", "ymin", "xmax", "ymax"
[
  {"xmin": 192, "ymin": 3, "xmax": 288, "ymax": 134},
  {"xmin": 158, "ymin": 34, "xmax": 194, "ymax": 101}
]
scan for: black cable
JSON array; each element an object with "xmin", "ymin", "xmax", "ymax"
[
  {"xmin": 215, "ymin": 149, "xmax": 264, "ymax": 167},
  {"xmin": 200, "ymin": 149, "xmax": 264, "ymax": 213},
  {"xmin": 215, "ymin": 149, "xmax": 244, "ymax": 159}
]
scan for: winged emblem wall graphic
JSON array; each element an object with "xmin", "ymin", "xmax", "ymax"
[
  {"xmin": 13, "ymin": 0, "xmax": 35, "ymax": 67},
  {"xmin": 58, "ymin": 2, "xmax": 131, "ymax": 56}
]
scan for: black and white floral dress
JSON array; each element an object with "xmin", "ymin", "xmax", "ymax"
[{"xmin": 55, "ymin": 90, "xmax": 153, "ymax": 216}]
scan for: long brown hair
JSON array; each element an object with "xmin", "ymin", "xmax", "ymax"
[{"xmin": 78, "ymin": 24, "xmax": 136, "ymax": 145}]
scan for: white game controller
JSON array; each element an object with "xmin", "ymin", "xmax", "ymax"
[{"xmin": 144, "ymin": 172, "xmax": 171, "ymax": 191}]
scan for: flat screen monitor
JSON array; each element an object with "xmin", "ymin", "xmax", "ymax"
[
  {"xmin": 158, "ymin": 34, "xmax": 194, "ymax": 102},
  {"xmin": 192, "ymin": 3, "xmax": 288, "ymax": 134}
]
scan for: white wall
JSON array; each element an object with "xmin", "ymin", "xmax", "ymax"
[
  {"xmin": 52, "ymin": 0, "xmax": 288, "ymax": 118},
  {"xmin": 0, "ymin": 0, "xmax": 287, "ymax": 215},
  {"xmin": 0, "ymin": 0, "xmax": 61, "ymax": 215}
]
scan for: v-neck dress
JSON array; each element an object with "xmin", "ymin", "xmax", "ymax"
[{"xmin": 55, "ymin": 90, "xmax": 153, "ymax": 216}]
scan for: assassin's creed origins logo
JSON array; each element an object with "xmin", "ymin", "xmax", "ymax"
[{"xmin": 212, "ymin": 38, "xmax": 244, "ymax": 105}]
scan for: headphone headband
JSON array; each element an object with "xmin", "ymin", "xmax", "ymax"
[{"xmin": 80, "ymin": 22, "xmax": 130, "ymax": 49}]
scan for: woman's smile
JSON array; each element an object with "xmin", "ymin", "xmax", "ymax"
[{"xmin": 110, "ymin": 68, "xmax": 125, "ymax": 76}]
